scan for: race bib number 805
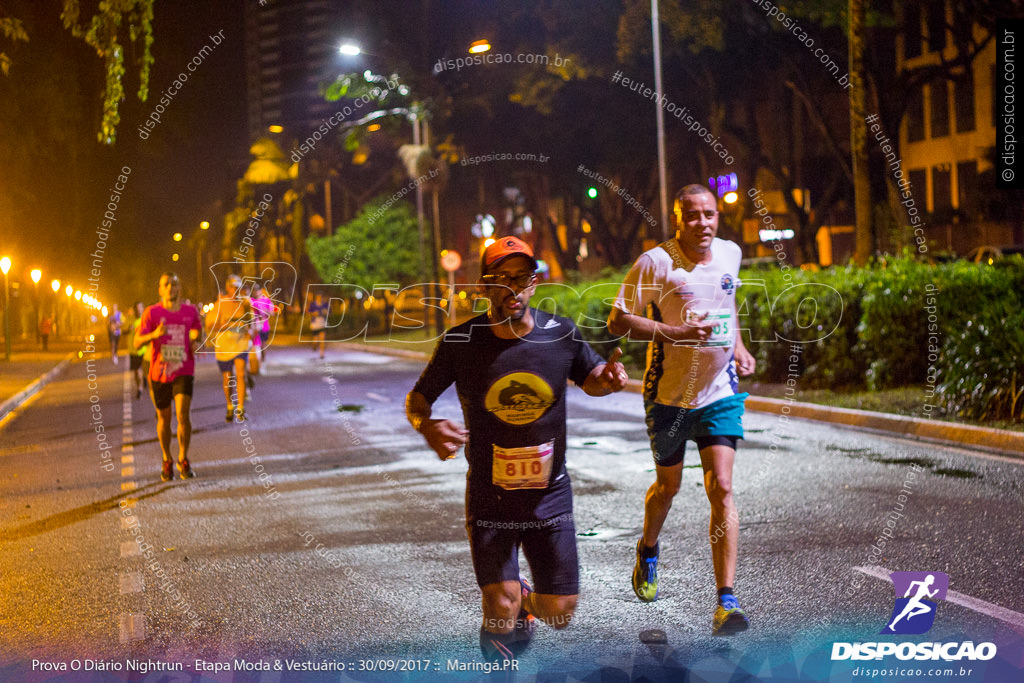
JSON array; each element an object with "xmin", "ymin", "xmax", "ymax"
[
  {"xmin": 492, "ymin": 441, "xmax": 554, "ymax": 490},
  {"xmin": 686, "ymin": 308, "xmax": 733, "ymax": 347}
]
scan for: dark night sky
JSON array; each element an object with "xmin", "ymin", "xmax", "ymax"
[
  {"xmin": 7, "ymin": 0, "xmax": 667, "ymax": 308},
  {"xmin": 0, "ymin": 0, "xmax": 248, "ymax": 307},
  {"xmin": 0, "ymin": 0, "xmax": 505, "ymax": 307},
  {"xmin": 111, "ymin": 0, "xmax": 249, "ymax": 303}
]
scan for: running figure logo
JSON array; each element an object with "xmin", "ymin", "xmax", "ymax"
[{"xmin": 881, "ymin": 571, "xmax": 949, "ymax": 635}]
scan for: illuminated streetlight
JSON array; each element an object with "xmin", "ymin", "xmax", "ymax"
[
  {"xmin": 75, "ymin": 290, "xmax": 82, "ymax": 301},
  {"xmin": 723, "ymin": 191, "xmax": 739, "ymax": 204},
  {"xmin": 173, "ymin": 232, "xmax": 183, "ymax": 242},
  {"xmin": 0, "ymin": 256, "xmax": 10, "ymax": 361},
  {"xmin": 65, "ymin": 284, "xmax": 73, "ymax": 296},
  {"xmin": 339, "ymin": 43, "xmax": 361, "ymax": 56},
  {"xmin": 172, "ymin": 253, "xmax": 180, "ymax": 262},
  {"xmin": 51, "ymin": 279, "xmax": 60, "ymax": 292},
  {"xmin": 267, "ymin": 125, "xmax": 283, "ymax": 134},
  {"xmin": 469, "ymin": 39, "xmax": 491, "ymax": 54},
  {"xmin": 196, "ymin": 220, "xmax": 211, "ymax": 301},
  {"xmin": 29, "ymin": 269, "xmax": 41, "ymax": 345}
]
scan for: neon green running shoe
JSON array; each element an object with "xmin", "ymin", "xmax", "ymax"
[
  {"xmin": 632, "ymin": 539, "xmax": 659, "ymax": 602},
  {"xmin": 712, "ymin": 594, "xmax": 749, "ymax": 635}
]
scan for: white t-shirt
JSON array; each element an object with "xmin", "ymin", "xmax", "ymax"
[{"xmin": 613, "ymin": 237, "xmax": 742, "ymax": 409}]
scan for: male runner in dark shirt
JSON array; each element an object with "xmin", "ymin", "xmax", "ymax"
[{"xmin": 407, "ymin": 236, "xmax": 628, "ymax": 661}]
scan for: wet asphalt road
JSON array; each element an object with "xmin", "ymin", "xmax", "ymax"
[{"xmin": 1, "ymin": 345, "xmax": 1022, "ymax": 682}]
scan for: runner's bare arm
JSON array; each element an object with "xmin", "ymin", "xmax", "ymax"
[
  {"xmin": 405, "ymin": 390, "xmax": 468, "ymax": 461},
  {"xmin": 607, "ymin": 307, "xmax": 715, "ymax": 344},
  {"xmin": 733, "ymin": 328, "xmax": 756, "ymax": 376},
  {"xmin": 582, "ymin": 347, "xmax": 629, "ymax": 396},
  {"xmin": 135, "ymin": 319, "xmax": 165, "ymax": 349}
]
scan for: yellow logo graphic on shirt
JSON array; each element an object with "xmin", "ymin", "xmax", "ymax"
[{"xmin": 485, "ymin": 373, "xmax": 555, "ymax": 425}]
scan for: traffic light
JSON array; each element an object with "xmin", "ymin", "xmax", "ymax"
[{"xmin": 586, "ymin": 186, "xmax": 598, "ymax": 200}]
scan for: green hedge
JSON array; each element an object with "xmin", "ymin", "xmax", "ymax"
[
  {"xmin": 934, "ymin": 258, "xmax": 1024, "ymax": 421},
  {"xmin": 533, "ymin": 268, "xmax": 638, "ymax": 364},
  {"xmin": 532, "ymin": 257, "xmax": 1023, "ymax": 423},
  {"xmin": 737, "ymin": 265, "xmax": 869, "ymax": 389}
]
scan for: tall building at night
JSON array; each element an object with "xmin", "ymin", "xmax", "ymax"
[
  {"xmin": 244, "ymin": 0, "xmax": 343, "ymax": 143},
  {"xmin": 896, "ymin": 2, "xmax": 1018, "ymax": 252}
]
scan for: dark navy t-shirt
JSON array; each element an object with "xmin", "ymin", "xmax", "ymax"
[{"xmin": 413, "ymin": 309, "xmax": 604, "ymax": 521}]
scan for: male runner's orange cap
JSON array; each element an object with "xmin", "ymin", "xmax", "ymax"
[{"xmin": 482, "ymin": 236, "xmax": 537, "ymax": 271}]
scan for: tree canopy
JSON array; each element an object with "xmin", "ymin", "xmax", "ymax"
[
  {"xmin": 306, "ymin": 195, "xmax": 421, "ymax": 292},
  {"xmin": 2, "ymin": 0, "xmax": 154, "ymax": 144}
]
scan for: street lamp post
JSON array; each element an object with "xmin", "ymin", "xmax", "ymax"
[
  {"xmin": 50, "ymin": 279, "xmax": 60, "ymax": 340},
  {"xmin": 196, "ymin": 220, "xmax": 210, "ymax": 302},
  {"xmin": 64, "ymin": 284, "xmax": 74, "ymax": 337},
  {"xmin": 339, "ymin": 44, "xmax": 436, "ymax": 333},
  {"xmin": 0, "ymin": 256, "xmax": 11, "ymax": 360},
  {"xmin": 30, "ymin": 268, "xmax": 41, "ymax": 346},
  {"xmin": 651, "ymin": 0, "xmax": 670, "ymax": 240}
]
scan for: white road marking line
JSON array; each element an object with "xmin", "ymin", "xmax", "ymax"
[
  {"xmin": 119, "ymin": 371, "xmax": 147, "ymax": 642},
  {"xmin": 119, "ymin": 572, "xmax": 144, "ymax": 594},
  {"xmin": 118, "ymin": 613, "xmax": 145, "ymax": 642},
  {"xmin": 854, "ymin": 565, "xmax": 1024, "ymax": 632}
]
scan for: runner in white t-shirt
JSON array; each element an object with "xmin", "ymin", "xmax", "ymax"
[{"xmin": 608, "ymin": 184, "xmax": 756, "ymax": 635}]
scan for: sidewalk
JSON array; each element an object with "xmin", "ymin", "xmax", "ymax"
[
  {"xmin": 0, "ymin": 338, "xmax": 87, "ymax": 423},
  {"xmin": 3, "ymin": 336, "xmax": 1022, "ymax": 458}
]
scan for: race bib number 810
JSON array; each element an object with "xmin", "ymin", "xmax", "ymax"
[{"xmin": 492, "ymin": 441, "xmax": 554, "ymax": 490}]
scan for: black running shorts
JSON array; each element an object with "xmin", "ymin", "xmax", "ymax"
[
  {"xmin": 467, "ymin": 510, "xmax": 579, "ymax": 595},
  {"xmin": 149, "ymin": 375, "xmax": 194, "ymax": 410}
]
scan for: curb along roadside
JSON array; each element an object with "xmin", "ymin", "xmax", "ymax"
[
  {"xmin": 331, "ymin": 342, "xmax": 1024, "ymax": 460},
  {"xmin": 744, "ymin": 395, "xmax": 1024, "ymax": 460},
  {"xmin": 0, "ymin": 353, "xmax": 76, "ymax": 427}
]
